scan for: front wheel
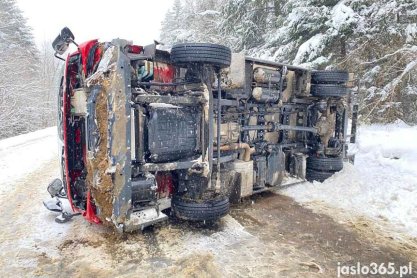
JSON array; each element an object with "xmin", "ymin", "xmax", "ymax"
[{"xmin": 172, "ymin": 194, "xmax": 230, "ymax": 221}]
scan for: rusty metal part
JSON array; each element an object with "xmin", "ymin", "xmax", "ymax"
[
  {"xmin": 216, "ymin": 71, "xmax": 222, "ymax": 192},
  {"xmin": 246, "ymin": 57, "xmax": 307, "ymax": 72},
  {"xmin": 215, "ymin": 143, "xmax": 255, "ymax": 162},
  {"xmin": 252, "ymin": 87, "xmax": 280, "ymax": 103},
  {"xmin": 281, "ymin": 71, "xmax": 294, "ymax": 102},
  {"xmin": 214, "ymin": 122, "xmax": 240, "ymax": 145},
  {"xmin": 253, "ymin": 67, "xmax": 281, "ymax": 83},
  {"xmin": 136, "ymin": 154, "xmax": 237, "ymax": 172},
  {"xmin": 242, "ymin": 123, "xmax": 317, "ymax": 134},
  {"xmin": 200, "ymin": 66, "xmax": 215, "ymax": 188},
  {"xmin": 133, "ymin": 94, "xmax": 206, "ymax": 106},
  {"xmin": 316, "ymin": 104, "xmax": 336, "ymax": 148}
]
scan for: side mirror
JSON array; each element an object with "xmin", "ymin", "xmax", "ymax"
[
  {"xmin": 52, "ymin": 27, "xmax": 75, "ymax": 56},
  {"xmin": 143, "ymin": 43, "xmax": 156, "ymax": 57},
  {"xmin": 47, "ymin": 178, "xmax": 64, "ymax": 197}
]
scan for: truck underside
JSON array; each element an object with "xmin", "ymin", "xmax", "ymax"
[{"xmin": 45, "ymin": 28, "xmax": 355, "ymax": 232}]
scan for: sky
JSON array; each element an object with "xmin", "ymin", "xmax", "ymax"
[{"xmin": 16, "ymin": 0, "xmax": 173, "ymax": 47}]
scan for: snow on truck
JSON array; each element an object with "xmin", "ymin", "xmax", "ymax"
[{"xmin": 43, "ymin": 27, "xmax": 357, "ymax": 232}]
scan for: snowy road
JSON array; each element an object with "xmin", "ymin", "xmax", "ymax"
[{"xmin": 0, "ymin": 125, "xmax": 416, "ymax": 277}]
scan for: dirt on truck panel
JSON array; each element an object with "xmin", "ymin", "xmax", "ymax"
[
  {"xmin": 48, "ymin": 27, "xmax": 357, "ymax": 232},
  {"xmin": 86, "ymin": 76, "xmax": 113, "ymax": 222}
]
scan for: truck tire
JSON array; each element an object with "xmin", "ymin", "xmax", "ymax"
[
  {"xmin": 307, "ymin": 156, "xmax": 343, "ymax": 171},
  {"xmin": 311, "ymin": 84, "xmax": 348, "ymax": 97},
  {"xmin": 306, "ymin": 169, "xmax": 335, "ymax": 182},
  {"xmin": 171, "ymin": 43, "xmax": 231, "ymax": 68},
  {"xmin": 311, "ymin": 70, "xmax": 349, "ymax": 84},
  {"xmin": 172, "ymin": 195, "xmax": 230, "ymax": 221}
]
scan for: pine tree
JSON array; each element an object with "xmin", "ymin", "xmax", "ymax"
[
  {"xmin": 160, "ymin": 0, "xmax": 184, "ymax": 44},
  {"xmin": 220, "ymin": 0, "xmax": 270, "ymax": 51},
  {"xmin": 0, "ymin": 0, "xmax": 42, "ymax": 138},
  {"xmin": 160, "ymin": 0, "xmax": 223, "ymax": 45},
  {"xmin": 160, "ymin": 0, "xmax": 417, "ymax": 123}
]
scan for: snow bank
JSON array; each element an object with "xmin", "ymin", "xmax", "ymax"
[
  {"xmin": 0, "ymin": 127, "xmax": 58, "ymax": 196},
  {"xmin": 284, "ymin": 122, "xmax": 417, "ymax": 237},
  {"xmin": 0, "ymin": 127, "xmax": 56, "ymax": 150}
]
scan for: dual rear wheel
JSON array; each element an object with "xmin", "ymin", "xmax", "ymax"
[
  {"xmin": 306, "ymin": 156, "xmax": 344, "ymax": 182},
  {"xmin": 308, "ymin": 70, "xmax": 349, "ymax": 181},
  {"xmin": 311, "ymin": 70, "xmax": 349, "ymax": 97}
]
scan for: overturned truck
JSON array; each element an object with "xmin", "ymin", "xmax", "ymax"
[{"xmin": 44, "ymin": 28, "xmax": 355, "ymax": 232}]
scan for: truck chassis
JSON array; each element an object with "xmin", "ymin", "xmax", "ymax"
[{"xmin": 44, "ymin": 28, "xmax": 356, "ymax": 232}]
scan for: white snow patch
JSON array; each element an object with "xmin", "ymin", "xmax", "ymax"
[
  {"xmin": 283, "ymin": 123, "xmax": 417, "ymax": 237},
  {"xmin": 327, "ymin": 2, "xmax": 357, "ymax": 32},
  {"xmin": 198, "ymin": 10, "xmax": 220, "ymax": 16},
  {"xmin": 149, "ymin": 103, "xmax": 182, "ymax": 109},
  {"xmin": 0, "ymin": 127, "xmax": 58, "ymax": 196},
  {"xmin": 183, "ymin": 215, "xmax": 256, "ymax": 260},
  {"xmin": 293, "ymin": 33, "xmax": 326, "ymax": 65},
  {"xmin": 405, "ymin": 23, "xmax": 417, "ymax": 43},
  {"xmin": 299, "ymin": 56, "xmax": 329, "ymax": 69}
]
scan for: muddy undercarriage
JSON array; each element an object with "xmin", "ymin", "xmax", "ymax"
[{"xmin": 44, "ymin": 28, "xmax": 356, "ymax": 232}]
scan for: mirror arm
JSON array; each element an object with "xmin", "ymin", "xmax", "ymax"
[
  {"xmin": 54, "ymin": 52, "xmax": 65, "ymax": 61},
  {"xmin": 69, "ymin": 38, "xmax": 78, "ymax": 47}
]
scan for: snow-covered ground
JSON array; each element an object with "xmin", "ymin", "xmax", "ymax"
[
  {"xmin": 284, "ymin": 121, "xmax": 417, "ymax": 238},
  {"xmin": 0, "ymin": 127, "xmax": 58, "ymax": 196},
  {"xmin": 0, "ymin": 124, "xmax": 416, "ymax": 276}
]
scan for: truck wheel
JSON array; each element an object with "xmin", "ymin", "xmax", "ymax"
[
  {"xmin": 311, "ymin": 70, "xmax": 349, "ymax": 84},
  {"xmin": 311, "ymin": 84, "xmax": 348, "ymax": 97},
  {"xmin": 307, "ymin": 156, "xmax": 343, "ymax": 171},
  {"xmin": 306, "ymin": 169, "xmax": 335, "ymax": 182},
  {"xmin": 172, "ymin": 195, "xmax": 230, "ymax": 221},
  {"xmin": 171, "ymin": 43, "xmax": 231, "ymax": 68}
]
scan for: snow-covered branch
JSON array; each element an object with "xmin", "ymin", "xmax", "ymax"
[{"xmin": 360, "ymin": 46, "xmax": 417, "ymax": 66}]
